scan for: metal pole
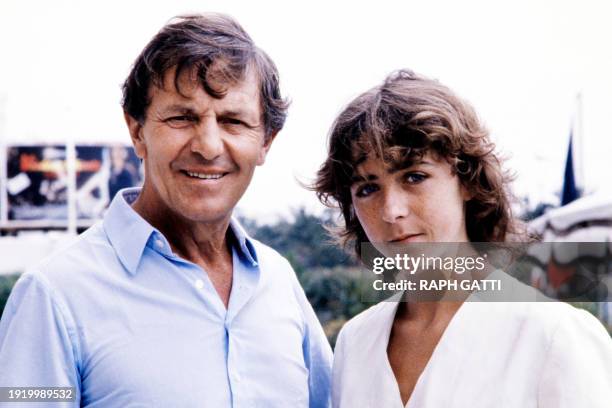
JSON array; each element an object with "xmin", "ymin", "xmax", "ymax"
[
  {"xmin": 66, "ymin": 139, "xmax": 77, "ymax": 235},
  {"xmin": 0, "ymin": 95, "xmax": 8, "ymax": 227},
  {"xmin": 575, "ymin": 92, "xmax": 584, "ymax": 193}
]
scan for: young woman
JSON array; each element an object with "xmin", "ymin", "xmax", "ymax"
[{"xmin": 314, "ymin": 70, "xmax": 612, "ymax": 407}]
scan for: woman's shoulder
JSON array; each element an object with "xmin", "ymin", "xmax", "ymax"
[
  {"xmin": 538, "ymin": 301, "xmax": 611, "ymax": 348},
  {"xmin": 332, "ymin": 298, "xmax": 401, "ymax": 407},
  {"xmin": 472, "ymin": 269, "xmax": 609, "ymax": 338},
  {"xmin": 342, "ymin": 298, "xmax": 397, "ymax": 333},
  {"xmin": 472, "ymin": 299, "xmax": 608, "ymax": 341},
  {"xmin": 338, "ymin": 297, "xmax": 399, "ymax": 339},
  {"xmin": 535, "ymin": 303, "xmax": 612, "ymax": 406}
]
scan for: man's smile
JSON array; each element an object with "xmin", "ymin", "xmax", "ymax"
[{"xmin": 181, "ymin": 170, "xmax": 228, "ymax": 180}]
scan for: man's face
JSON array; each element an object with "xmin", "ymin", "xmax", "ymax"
[{"xmin": 126, "ymin": 66, "xmax": 273, "ymax": 224}]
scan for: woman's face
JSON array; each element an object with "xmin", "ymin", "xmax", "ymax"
[{"xmin": 350, "ymin": 151, "xmax": 470, "ymax": 244}]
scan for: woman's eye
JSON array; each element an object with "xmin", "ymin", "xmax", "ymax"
[
  {"xmin": 355, "ymin": 184, "xmax": 379, "ymax": 198},
  {"xmin": 404, "ymin": 173, "xmax": 427, "ymax": 184}
]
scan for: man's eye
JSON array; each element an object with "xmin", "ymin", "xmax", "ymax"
[
  {"xmin": 404, "ymin": 172, "xmax": 427, "ymax": 184},
  {"xmin": 164, "ymin": 116, "xmax": 196, "ymax": 126},
  {"xmin": 355, "ymin": 184, "xmax": 379, "ymax": 198},
  {"xmin": 221, "ymin": 118, "xmax": 245, "ymax": 126}
]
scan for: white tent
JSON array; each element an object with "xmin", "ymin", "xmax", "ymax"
[
  {"xmin": 530, "ymin": 190, "xmax": 612, "ymax": 241},
  {"xmin": 528, "ymin": 191, "xmax": 612, "ymax": 326}
]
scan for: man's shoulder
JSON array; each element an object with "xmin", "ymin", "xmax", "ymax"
[
  {"xmin": 249, "ymin": 238, "xmax": 293, "ymax": 270},
  {"xmin": 246, "ymin": 238, "xmax": 309, "ymax": 299},
  {"xmin": 26, "ymin": 222, "xmax": 115, "ymax": 290}
]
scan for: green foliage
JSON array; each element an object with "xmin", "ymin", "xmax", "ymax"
[
  {"xmin": 298, "ymin": 266, "xmax": 378, "ymax": 346},
  {"xmin": 243, "ymin": 208, "xmax": 356, "ymax": 273},
  {"xmin": 0, "ymin": 274, "xmax": 20, "ymax": 319},
  {"xmin": 243, "ymin": 208, "xmax": 379, "ymax": 345}
]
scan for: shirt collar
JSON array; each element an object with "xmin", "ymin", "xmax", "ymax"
[
  {"xmin": 229, "ymin": 218, "xmax": 259, "ymax": 267},
  {"xmin": 103, "ymin": 187, "xmax": 259, "ymax": 275},
  {"xmin": 103, "ymin": 187, "xmax": 155, "ymax": 275}
]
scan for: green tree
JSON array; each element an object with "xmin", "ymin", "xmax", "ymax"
[{"xmin": 0, "ymin": 274, "xmax": 20, "ymax": 319}]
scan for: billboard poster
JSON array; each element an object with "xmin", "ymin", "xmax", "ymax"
[
  {"xmin": 5, "ymin": 145, "xmax": 68, "ymax": 221},
  {"xmin": 3, "ymin": 144, "xmax": 142, "ymax": 225},
  {"xmin": 106, "ymin": 145, "xmax": 142, "ymax": 202},
  {"xmin": 75, "ymin": 144, "xmax": 142, "ymax": 219}
]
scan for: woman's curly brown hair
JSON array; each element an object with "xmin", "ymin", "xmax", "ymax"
[{"xmin": 313, "ymin": 69, "xmax": 524, "ymax": 258}]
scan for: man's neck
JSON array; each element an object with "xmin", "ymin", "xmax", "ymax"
[{"xmin": 130, "ymin": 188, "xmax": 233, "ymax": 266}]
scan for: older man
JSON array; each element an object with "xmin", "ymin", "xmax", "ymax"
[{"xmin": 0, "ymin": 14, "xmax": 331, "ymax": 407}]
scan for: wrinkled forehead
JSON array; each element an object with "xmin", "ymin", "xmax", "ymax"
[
  {"xmin": 157, "ymin": 61, "xmax": 258, "ymax": 95},
  {"xmin": 148, "ymin": 63, "xmax": 263, "ymax": 117}
]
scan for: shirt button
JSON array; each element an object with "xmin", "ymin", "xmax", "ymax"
[
  {"xmin": 155, "ymin": 239, "xmax": 164, "ymax": 249},
  {"xmin": 195, "ymin": 279, "xmax": 204, "ymax": 290}
]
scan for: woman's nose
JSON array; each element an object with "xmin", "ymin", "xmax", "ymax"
[{"xmin": 381, "ymin": 187, "xmax": 410, "ymax": 224}]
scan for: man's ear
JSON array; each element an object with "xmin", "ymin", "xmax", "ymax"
[
  {"xmin": 256, "ymin": 130, "xmax": 279, "ymax": 166},
  {"xmin": 124, "ymin": 111, "xmax": 146, "ymax": 160}
]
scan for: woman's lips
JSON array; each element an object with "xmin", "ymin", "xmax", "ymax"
[{"xmin": 389, "ymin": 233, "xmax": 424, "ymax": 243}]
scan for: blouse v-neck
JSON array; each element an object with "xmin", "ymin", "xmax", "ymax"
[
  {"xmin": 332, "ymin": 270, "xmax": 612, "ymax": 408},
  {"xmin": 380, "ymin": 300, "xmax": 475, "ymax": 408}
]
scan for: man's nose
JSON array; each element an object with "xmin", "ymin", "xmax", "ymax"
[
  {"xmin": 381, "ymin": 187, "xmax": 410, "ymax": 224},
  {"xmin": 190, "ymin": 118, "xmax": 224, "ymax": 160}
]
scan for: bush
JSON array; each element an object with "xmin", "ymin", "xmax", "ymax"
[{"xmin": 0, "ymin": 274, "xmax": 20, "ymax": 319}]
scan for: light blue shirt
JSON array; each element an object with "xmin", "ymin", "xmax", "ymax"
[{"xmin": 0, "ymin": 188, "xmax": 332, "ymax": 407}]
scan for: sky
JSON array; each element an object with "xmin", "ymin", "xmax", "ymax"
[{"xmin": 0, "ymin": 0, "xmax": 611, "ymax": 223}]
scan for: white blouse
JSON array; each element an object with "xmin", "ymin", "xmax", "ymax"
[{"xmin": 332, "ymin": 277, "xmax": 612, "ymax": 407}]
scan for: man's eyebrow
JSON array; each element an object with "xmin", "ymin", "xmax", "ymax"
[{"xmin": 158, "ymin": 104, "xmax": 199, "ymax": 115}]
